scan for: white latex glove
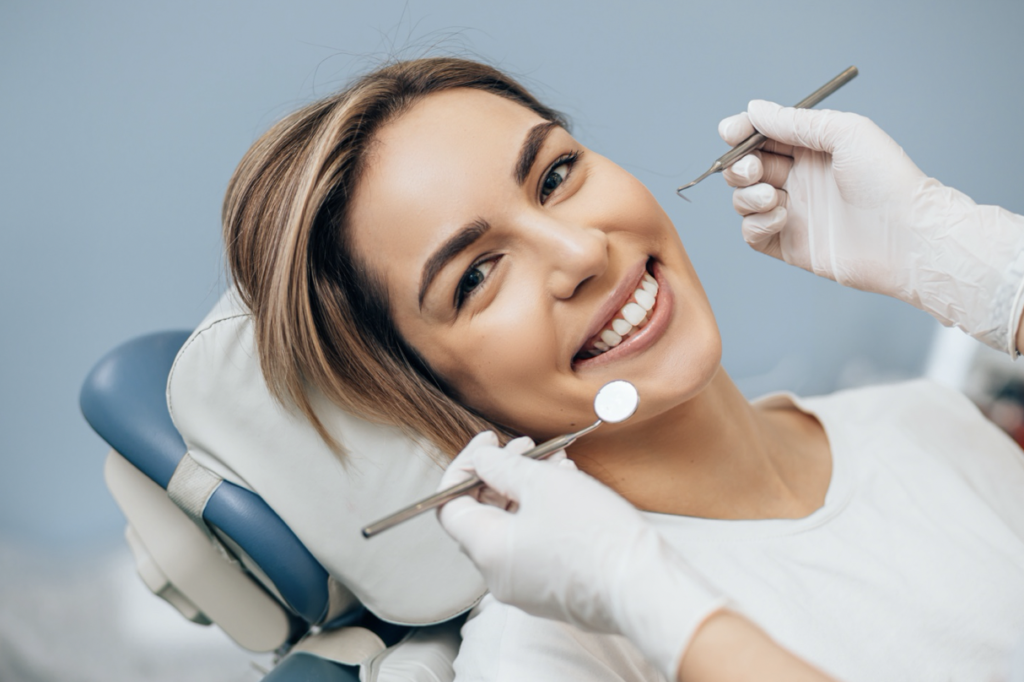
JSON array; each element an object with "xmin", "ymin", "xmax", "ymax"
[
  {"xmin": 436, "ymin": 432, "xmax": 727, "ymax": 680},
  {"xmin": 719, "ymin": 99, "xmax": 1024, "ymax": 355}
]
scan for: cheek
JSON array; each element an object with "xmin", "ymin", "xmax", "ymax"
[
  {"xmin": 410, "ymin": 295, "xmax": 562, "ymax": 423},
  {"xmin": 585, "ymin": 162, "xmax": 665, "ymax": 228},
  {"xmin": 648, "ymin": 274, "xmax": 723, "ymax": 411}
]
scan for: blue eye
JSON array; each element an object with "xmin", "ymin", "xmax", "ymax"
[{"xmin": 540, "ymin": 151, "xmax": 580, "ymax": 203}]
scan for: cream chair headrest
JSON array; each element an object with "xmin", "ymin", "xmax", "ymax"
[{"xmin": 167, "ymin": 290, "xmax": 486, "ymax": 625}]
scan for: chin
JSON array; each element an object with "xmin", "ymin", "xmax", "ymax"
[{"xmin": 629, "ymin": 302, "xmax": 723, "ymax": 423}]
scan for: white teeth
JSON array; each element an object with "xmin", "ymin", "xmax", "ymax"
[
  {"xmin": 635, "ymin": 289, "xmax": 655, "ymax": 311},
  {"xmin": 579, "ymin": 270, "xmax": 661, "ymax": 361},
  {"xmin": 600, "ymin": 329, "xmax": 622, "ymax": 347},
  {"xmin": 621, "ymin": 302, "xmax": 646, "ymax": 325}
]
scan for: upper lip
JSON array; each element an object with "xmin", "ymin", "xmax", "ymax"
[{"xmin": 573, "ymin": 258, "xmax": 650, "ymax": 360}]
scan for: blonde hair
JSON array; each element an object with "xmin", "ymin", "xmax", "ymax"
[{"xmin": 223, "ymin": 57, "xmax": 568, "ymax": 458}]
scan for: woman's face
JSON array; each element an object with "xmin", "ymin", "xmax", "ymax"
[{"xmin": 349, "ymin": 88, "xmax": 721, "ymax": 440}]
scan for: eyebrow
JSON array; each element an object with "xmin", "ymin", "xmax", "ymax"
[
  {"xmin": 418, "ymin": 218, "xmax": 491, "ymax": 309},
  {"xmin": 416, "ymin": 122, "xmax": 559, "ymax": 310},
  {"xmin": 514, "ymin": 121, "xmax": 559, "ymax": 186}
]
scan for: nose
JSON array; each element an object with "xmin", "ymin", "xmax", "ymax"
[{"xmin": 528, "ymin": 215, "xmax": 609, "ymax": 300}]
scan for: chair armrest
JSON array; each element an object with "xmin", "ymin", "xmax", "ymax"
[{"xmin": 105, "ymin": 449, "xmax": 294, "ymax": 651}]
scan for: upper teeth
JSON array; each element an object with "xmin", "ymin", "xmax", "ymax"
[{"xmin": 583, "ymin": 272, "xmax": 659, "ymax": 358}]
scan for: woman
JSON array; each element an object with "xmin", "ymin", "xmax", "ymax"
[{"xmin": 223, "ymin": 57, "xmax": 1024, "ymax": 680}]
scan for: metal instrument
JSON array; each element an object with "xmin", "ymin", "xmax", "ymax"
[
  {"xmin": 676, "ymin": 66, "xmax": 859, "ymax": 199},
  {"xmin": 361, "ymin": 380, "xmax": 640, "ymax": 539}
]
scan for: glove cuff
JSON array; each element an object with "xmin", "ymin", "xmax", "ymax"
[
  {"xmin": 909, "ymin": 182, "xmax": 1024, "ymax": 356},
  {"xmin": 995, "ymin": 244, "xmax": 1024, "ymax": 357},
  {"xmin": 611, "ymin": 529, "xmax": 729, "ymax": 680}
]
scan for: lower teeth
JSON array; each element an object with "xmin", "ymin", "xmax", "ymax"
[
  {"xmin": 579, "ymin": 273, "xmax": 657, "ymax": 360},
  {"xmin": 585, "ymin": 322, "xmax": 644, "ymax": 358}
]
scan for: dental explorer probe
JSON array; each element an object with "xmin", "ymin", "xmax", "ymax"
[
  {"xmin": 676, "ymin": 66, "xmax": 859, "ymax": 199},
  {"xmin": 361, "ymin": 380, "xmax": 640, "ymax": 539}
]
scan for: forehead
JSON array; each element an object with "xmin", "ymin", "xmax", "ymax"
[
  {"xmin": 368, "ymin": 87, "xmax": 544, "ymax": 191},
  {"xmin": 348, "ymin": 88, "xmax": 547, "ymax": 300}
]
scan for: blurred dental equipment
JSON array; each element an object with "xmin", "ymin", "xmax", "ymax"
[
  {"xmin": 676, "ymin": 66, "xmax": 858, "ymax": 199},
  {"xmin": 361, "ymin": 380, "xmax": 639, "ymax": 538}
]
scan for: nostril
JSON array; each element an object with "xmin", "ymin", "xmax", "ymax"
[
  {"xmin": 572, "ymin": 274, "xmax": 598, "ymax": 299},
  {"xmin": 542, "ymin": 223, "xmax": 609, "ymax": 299}
]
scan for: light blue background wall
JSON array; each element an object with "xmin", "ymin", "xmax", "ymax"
[{"xmin": 2, "ymin": 0, "xmax": 1022, "ymax": 550}]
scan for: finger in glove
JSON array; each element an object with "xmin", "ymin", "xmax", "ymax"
[
  {"xmin": 747, "ymin": 99, "xmax": 846, "ymax": 154},
  {"xmin": 755, "ymin": 152, "xmax": 793, "ymax": 188},
  {"xmin": 732, "ymin": 183, "xmax": 785, "ymax": 216},
  {"xmin": 440, "ymin": 430, "xmax": 499, "ymax": 488},
  {"xmin": 719, "ymin": 108, "xmax": 795, "ymax": 156},
  {"xmin": 476, "ymin": 436, "xmax": 533, "ymax": 508},
  {"xmin": 722, "ymin": 153, "xmax": 763, "ymax": 188},
  {"xmin": 718, "ymin": 112, "xmax": 755, "ymax": 146},
  {"xmin": 741, "ymin": 206, "xmax": 787, "ymax": 260}
]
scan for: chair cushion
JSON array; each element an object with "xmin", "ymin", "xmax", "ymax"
[
  {"xmin": 81, "ymin": 331, "xmax": 192, "ymax": 488},
  {"xmin": 167, "ymin": 291, "xmax": 486, "ymax": 625},
  {"xmin": 82, "ymin": 331, "xmax": 336, "ymax": 625}
]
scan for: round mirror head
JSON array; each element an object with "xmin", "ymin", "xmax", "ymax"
[{"xmin": 593, "ymin": 380, "xmax": 640, "ymax": 424}]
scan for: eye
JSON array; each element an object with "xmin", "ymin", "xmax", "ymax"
[
  {"xmin": 540, "ymin": 151, "xmax": 580, "ymax": 204},
  {"xmin": 455, "ymin": 258, "xmax": 497, "ymax": 309}
]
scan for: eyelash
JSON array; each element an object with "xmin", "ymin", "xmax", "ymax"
[
  {"xmin": 453, "ymin": 150, "xmax": 583, "ymax": 311},
  {"xmin": 539, "ymin": 150, "xmax": 582, "ymax": 204},
  {"xmin": 455, "ymin": 255, "xmax": 499, "ymax": 310}
]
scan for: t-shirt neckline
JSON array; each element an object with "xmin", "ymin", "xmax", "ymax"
[{"xmin": 643, "ymin": 391, "xmax": 855, "ymax": 541}]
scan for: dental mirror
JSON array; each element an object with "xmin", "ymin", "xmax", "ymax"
[
  {"xmin": 593, "ymin": 379, "xmax": 640, "ymax": 424},
  {"xmin": 362, "ymin": 379, "xmax": 640, "ymax": 538}
]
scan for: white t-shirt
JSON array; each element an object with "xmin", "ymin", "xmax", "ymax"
[{"xmin": 452, "ymin": 380, "xmax": 1024, "ymax": 681}]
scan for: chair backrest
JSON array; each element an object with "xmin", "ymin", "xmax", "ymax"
[
  {"xmin": 164, "ymin": 291, "xmax": 486, "ymax": 625},
  {"xmin": 81, "ymin": 331, "xmax": 339, "ymax": 641},
  {"xmin": 82, "ymin": 328, "xmax": 436, "ymax": 681},
  {"xmin": 80, "ymin": 294, "xmax": 477, "ymax": 680}
]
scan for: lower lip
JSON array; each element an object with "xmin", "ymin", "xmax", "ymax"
[{"xmin": 573, "ymin": 261, "xmax": 674, "ymax": 370}]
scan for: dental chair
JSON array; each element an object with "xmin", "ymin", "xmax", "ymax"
[{"xmin": 80, "ymin": 291, "xmax": 487, "ymax": 681}]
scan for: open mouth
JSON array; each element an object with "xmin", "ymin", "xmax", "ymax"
[{"xmin": 575, "ymin": 262, "xmax": 660, "ymax": 361}]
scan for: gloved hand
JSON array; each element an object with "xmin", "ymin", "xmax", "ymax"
[
  {"xmin": 437, "ymin": 432, "xmax": 727, "ymax": 680},
  {"xmin": 719, "ymin": 99, "xmax": 1024, "ymax": 355}
]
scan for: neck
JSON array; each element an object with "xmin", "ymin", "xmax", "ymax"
[{"xmin": 568, "ymin": 368, "xmax": 830, "ymax": 520}]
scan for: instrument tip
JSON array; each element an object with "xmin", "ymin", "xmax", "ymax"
[{"xmin": 675, "ymin": 185, "xmax": 694, "ymax": 202}]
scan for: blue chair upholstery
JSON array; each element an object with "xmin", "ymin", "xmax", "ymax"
[
  {"xmin": 80, "ymin": 331, "xmax": 332, "ymax": 624},
  {"xmin": 81, "ymin": 331, "xmax": 190, "ymax": 488},
  {"xmin": 263, "ymin": 653, "xmax": 359, "ymax": 682}
]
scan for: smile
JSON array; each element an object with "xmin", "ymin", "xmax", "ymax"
[
  {"xmin": 577, "ymin": 272, "xmax": 659, "ymax": 358},
  {"xmin": 572, "ymin": 259, "xmax": 673, "ymax": 369}
]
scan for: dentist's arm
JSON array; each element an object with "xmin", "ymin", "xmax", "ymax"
[
  {"xmin": 719, "ymin": 100, "xmax": 1024, "ymax": 356},
  {"xmin": 437, "ymin": 434, "xmax": 836, "ymax": 682}
]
